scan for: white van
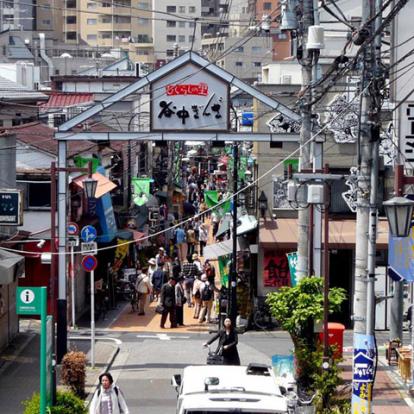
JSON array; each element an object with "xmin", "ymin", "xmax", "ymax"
[{"xmin": 171, "ymin": 363, "xmax": 290, "ymax": 414}]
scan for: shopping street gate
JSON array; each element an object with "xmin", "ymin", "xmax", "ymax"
[{"xmin": 16, "ymin": 287, "xmax": 52, "ymax": 414}]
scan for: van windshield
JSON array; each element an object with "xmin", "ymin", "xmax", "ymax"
[{"xmin": 185, "ymin": 412, "xmax": 280, "ymax": 414}]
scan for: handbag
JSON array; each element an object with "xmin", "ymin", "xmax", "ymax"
[
  {"xmin": 207, "ymin": 346, "xmax": 224, "ymax": 365},
  {"xmin": 155, "ymin": 304, "xmax": 164, "ymax": 314}
]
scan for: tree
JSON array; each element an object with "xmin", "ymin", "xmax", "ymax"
[{"xmin": 266, "ymin": 277, "xmax": 346, "ymax": 390}]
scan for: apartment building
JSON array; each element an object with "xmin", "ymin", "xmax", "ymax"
[
  {"xmin": 0, "ymin": 0, "xmax": 35, "ymax": 31},
  {"xmin": 201, "ymin": 0, "xmax": 221, "ymax": 36},
  {"xmin": 63, "ymin": 0, "xmax": 154, "ymax": 64},
  {"xmin": 152, "ymin": 0, "xmax": 201, "ymax": 62}
]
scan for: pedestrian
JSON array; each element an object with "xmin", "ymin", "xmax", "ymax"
[
  {"xmin": 203, "ymin": 317, "xmax": 240, "ymax": 366},
  {"xmin": 186, "ymin": 225, "xmax": 196, "ymax": 258},
  {"xmin": 151, "ymin": 264, "xmax": 167, "ymax": 302},
  {"xmin": 159, "ymin": 276, "xmax": 177, "ymax": 329},
  {"xmin": 175, "ymin": 277, "xmax": 186, "ymax": 326},
  {"xmin": 199, "ymin": 274, "xmax": 214, "ymax": 323},
  {"xmin": 199, "ymin": 223, "xmax": 208, "ymax": 256},
  {"xmin": 148, "ymin": 258, "xmax": 157, "ymax": 281},
  {"xmin": 192, "ymin": 276, "xmax": 203, "ymax": 320},
  {"xmin": 172, "ymin": 257, "xmax": 181, "ymax": 280},
  {"xmin": 192, "ymin": 253, "xmax": 202, "ymax": 273},
  {"xmin": 165, "ymin": 222, "xmax": 175, "ymax": 252},
  {"xmin": 182, "ymin": 258, "xmax": 200, "ymax": 306},
  {"xmin": 135, "ymin": 266, "xmax": 152, "ymax": 315},
  {"xmin": 204, "ymin": 260, "xmax": 216, "ymax": 284},
  {"xmin": 212, "ymin": 211, "xmax": 220, "ymax": 238},
  {"xmin": 175, "ymin": 225, "xmax": 187, "ymax": 263},
  {"xmin": 89, "ymin": 372, "xmax": 129, "ymax": 414},
  {"xmin": 155, "ymin": 247, "xmax": 166, "ymax": 269}
]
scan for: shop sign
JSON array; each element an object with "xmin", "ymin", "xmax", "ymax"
[
  {"xmin": 388, "ymin": 225, "xmax": 414, "ymax": 282},
  {"xmin": 263, "ymin": 252, "xmax": 290, "ymax": 288},
  {"xmin": 286, "ymin": 252, "xmax": 298, "ymax": 287},
  {"xmin": 151, "ymin": 62, "xmax": 229, "ymax": 132},
  {"xmin": 400, "ymin": 102, "xmax": 414, "ymax": 168},
  {"xmin": 0, "ymin": 189, "xmax": 23, "ymax": 225}
]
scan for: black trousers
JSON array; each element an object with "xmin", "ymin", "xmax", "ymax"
[
  {"xmin": 160, "ymin": 306, "xmax": 176, "ymax": 328},
  {"xmin": 176, "ymin": 305, "xmax": 184, "ymax": 326}
]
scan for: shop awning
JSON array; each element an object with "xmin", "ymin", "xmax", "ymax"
[
  {"xmin": 0, "ymin": 249, "xmax": 24, "ymax": 284},
  {"xmin": 72, "ymin": 172, "xmax": 117, "ymax": 199},
  {"xmin": 259, "ymin": 218, "xmax": 389, "ymax": 249},
  {"xmin": 216, "ymin": 214, "xmax": 258, "ymax": 239},
  {"xmin": 203, "ymin": 237, "xmax": 250, "ymax": 260}
]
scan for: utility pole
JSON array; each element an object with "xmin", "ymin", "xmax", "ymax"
[
  {"xmin": 296, "ymin": 0, "xmax": 314, "ymax": 280},
  {"xmin": 352, "ymin": 0, "xmax": 382, "ymax": 410}
]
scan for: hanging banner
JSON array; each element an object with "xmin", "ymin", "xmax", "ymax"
[
  {"xmin": 204, "ymin": 190, "xmax": 218, "ymax": 208},
  {"xmin": 218, "ymin": 255, "xmax": 231, "ymax": 287},
  {"xmin": 132, "ymin": 178, "xmax": 152, "ymax": 206},
  {"xmin": 388, "ymin": 225, "xmax": 414, "ymax": 282},
  {"xmin": 73, "ymin": 156, "xmax": 99, "ymax": 173},
  {"xmin": 112, "ymin": 239, "xmax": 129, "ymax": 273},
  {"xmin": 263, "ymin": 252, "xmax": 290, "ymax": 288},
  {"xmin": 286, "ymin": 252, "xmax": 298, "ymax": 287},
  {"xmin": 351, "ymin": 333, "xmax": 375, "ymax": 413}
]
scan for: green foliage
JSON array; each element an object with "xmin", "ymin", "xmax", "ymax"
[
  {"xmin": 265, "ymin": 277, "xmax": 347, "ymax": 410},
  {"xmin": 22, "ymin": 391, "xmax": 87, "ymax": 414},
  {"xmin": 266, "ymin": 277, "xmax": 347, "ymax": 338}
]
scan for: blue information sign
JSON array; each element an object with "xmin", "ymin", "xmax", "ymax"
[{"xmin": 81, "ymin": 225, "xmax": 97, "ymax": 243}]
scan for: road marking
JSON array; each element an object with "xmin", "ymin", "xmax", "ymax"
[{"xmin": 136, "ymin": 334, "xmax": 190, "ymax": 341}]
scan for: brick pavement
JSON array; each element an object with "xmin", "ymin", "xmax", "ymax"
[{"xmin": 341, "ymin": 352, "xmax": 414, "ymax": 413}]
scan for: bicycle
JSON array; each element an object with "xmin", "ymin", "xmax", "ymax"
[
  {"xmin": 287, "ymin": 391, "xmax": 317, "ymax": 414},
  {"xmin": 252, "ymin": 296, "xmax": 278, "ymax": 330}
]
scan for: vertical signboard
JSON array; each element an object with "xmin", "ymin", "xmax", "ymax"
[
  {"xmin": 400, "ymin": 103, "xmax": 414, "ymax": 169},
  {"xmin": 0, "ymin": 190, "xmax": 23, "ymax": 225}
]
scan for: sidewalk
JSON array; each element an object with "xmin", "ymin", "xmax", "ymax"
[
  {"xmin": 109, "ymin": 300, "xmax": 214, "ymax": 333},
  {"xmin": 0, "ymin": 319, "xmax": 119, "ymax": 412},
  {"xmin": 341, "ymin": 349, "xmax": 414, "ymax": 413}
]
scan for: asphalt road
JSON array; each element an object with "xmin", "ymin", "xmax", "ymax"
[{"xmin": 107, "ymin": 330, "xmax": 294, "ymax": 414}]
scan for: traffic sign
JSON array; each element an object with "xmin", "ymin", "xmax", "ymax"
[
  {"xmin": 67, "ymin": 222, "xmax": 79, "ymax": 236},
  {"xmin": 81, "ymin": 225, "xmax": 97, "ymax": 242},
  {"xmin": 16, "ymin": 286, "xmax": 45, "ymax": 315},
  {"xmin": 82, "ymin": 255, "xmax": 98, "ymax": 272},
  {"xmin": 81, "ymin": 242, "xmax": 97, "ymax": 255},
  {"xmin": 67, "ymin": 236, "xmax": 79, "ymax": 247}
]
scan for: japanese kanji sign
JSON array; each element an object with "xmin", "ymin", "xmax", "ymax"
[
  {"xmin": 151, "ymin": 62, "xmax": 229, "ymax": 131},
  {"xmin": 400, "ymin": 102, "xmax": 414, "ymax": 168}
]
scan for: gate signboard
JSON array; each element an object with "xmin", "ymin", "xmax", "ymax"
[{"xmin": 151, "ymin": 62, "xmax": 230, "ymax": 132}]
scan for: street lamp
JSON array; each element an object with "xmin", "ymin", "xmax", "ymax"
[
  {"xmin": 383, "ymin": 197, "xmax": 414, "ymax": 238},
  {"xmin": 83, "ymin": 177, "xmax": 98, "ymax": 199},
  {"xmin": 258, "ymin": 191, "xmax": 268, "ymax": 218}
]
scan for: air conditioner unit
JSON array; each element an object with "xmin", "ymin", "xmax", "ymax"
[{"xmin": 280, "ymin": 74, "xmax": 292, "ymax": 84}]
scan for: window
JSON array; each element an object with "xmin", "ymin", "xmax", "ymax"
[
  {"xmin": 137, "ymin": 34, "xmax": 150, "ymax": 42},
  {"xmin": 87, "ymin": 2, "xmax": 97, "ymax": 8},
  {"xmin": 66, "ymin": 31, "xmax": 77, "ymax": 40},
  {"xmin": 189, "ymin": 6, "xmax": 196, "ymax": 12},
  {"xmin": 253, "ymin": 62, "xmax": 261, "ymax": 67},
  {"xmin": 235, "ymin": 61, "xmax": 243, "ymax": 67},
  {"xmin": 42, "ymin": 19, "xmax": 51, "ymax": 25},
  {"xmin": 138, "ymin": 17, "xmax": 149, "ymax": 25},
  {"xmin": 263, "ymin": 2, "xmax": 272, "ymax": 10},
  {"xmin": 178, "ymin": 35, "xmax": 185, "ymax": 42},
  {"xmin": 188, "ymin": 21, "xmax": 195, "ymax": 28},
  {"xmin": 66, "ymin": 0, "xmax": 76, "ymax": 7},
  {"xmin": 188, "ymin": 35, "xmax": 194, "ymax": 42},
  {"xmin": 178, "ymin": 21, "xmax": 185, "ymax": 28},
  {"xmin": 27, "ymin": 183, "xmax": 51, "ymax": 209},
  {"xmin": 167, "ymin": 20, "xmax": 176, "ymax": 27},
  {"xmin": 166, "ymin": 35, "xmax": 176, "ymax": 42},
  {"xmin": 137, "ymin": 49, "xmax": 149, "ymax": 55},
  {"xmin": 178, "ymin": 6, "xmax": 185, "ymax": 13},
  {"xmin": 66, "ymin": 15, "xmax": 76, "ymax": 23},
  {"xmin": 235, "ymin": 46, "xmax": 244, "ymax": 52},
  {"xmin": 138, "ymin": 1, "xmax": 149, "ymax": 9},
  {"xmin": 101, "ymin": 15, "xmax": 111, "ymax": 23},
  {"xmin": 166, "ymin": 49, "xmax": 174, "ymax": 57},
  {"xmin": 101, "ymin": 1, "xmax": 111, "ymax": 6},
  {"xmin": 87, "ymin": 34, "xmax": 97, "ymax": 40},
  {"xmin": 166, "ymin": 5, "xmax": 176, "ymax": 12},
  {"xmin": 101, "ymin": 32, "xmax": 112, "ymax": 38},
  {"xmin": 87, "ymin": 18, "xmax": 97, "ymax": 24},
  {"xmin": 252, "ymin": 46, "xmax": 262, "ymax": 53},
  {"xmin": 115, "ymin": 15, "xmax": 130, "ymax": 23}
]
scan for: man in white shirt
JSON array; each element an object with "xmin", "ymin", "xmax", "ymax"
[{"xmin": 135, "ymin": 267, "xmax": 152, "ymax": 315}]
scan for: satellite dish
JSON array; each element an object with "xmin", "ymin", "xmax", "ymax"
[{"xmin": 60, "ymin": 52, "xmax": 73, "ymax": 58}]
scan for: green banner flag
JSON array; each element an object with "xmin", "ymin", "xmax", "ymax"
[
  {"xmin": 218, "ymin": 255, "xmax": 231, "ymax": 287},
  {"xmin": 132, "ymin": 178, "xmax": 151, "ymax": 206},
  {"xmin": 73, "ymin": 156, "xmax": 99, "ymax": 173},
  {"xmin": 286, "ymin": 252, "xmax": 298, "ymax": 287},
  {"xmin": 204, "ymin": 190, "xmax": 218, "ymax": 208}
]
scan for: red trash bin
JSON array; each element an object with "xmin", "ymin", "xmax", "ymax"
[{"xmin": 318, "ymin": 322, "xmax": 345, "ymax": 359}]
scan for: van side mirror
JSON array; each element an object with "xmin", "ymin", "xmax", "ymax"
[
  {"xmin": 171, "ymin": 374, "xmax": 182, "ymax": 392},
  {"xmin": 279, "ymin": 386, "xmax": 287, "ymax": 395}
]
